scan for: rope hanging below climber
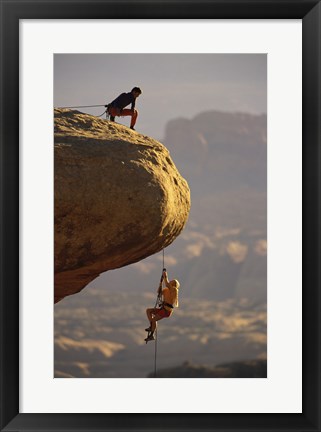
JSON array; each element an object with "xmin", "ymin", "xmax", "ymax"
[
  {"xmin": 144, "ymin": 252, "xmax": 181, "ymax": 378},
  {"xmin": 145, "ymin": 261, "xmax": 180, "ymax": 344}
]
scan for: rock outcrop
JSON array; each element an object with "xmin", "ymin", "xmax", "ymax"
[{"xmin": 54, "ymin": 109, "xmax": 190, "ymax": 303}]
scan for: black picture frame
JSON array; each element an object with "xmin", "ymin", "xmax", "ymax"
[{"xmin": 1, "ymin": 1, "xmax": 320, "ymax": 431}]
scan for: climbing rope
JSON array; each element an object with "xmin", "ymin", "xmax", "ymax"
[
  {"xmin": 56, "ymin": 104, "xmax": 108, "ymax": 119},
  {"xmin": 163, "ymin": 248, "xmax": 165, "ymax": 271},
  {"xmin": 154, "ymin": 327, "xmax": 158, "ymax": 378},
  {"xmin": 154, "ymin": 248, "xmax": 165, "ymax": 378},
  {"xmin": 57, "ymin": 104, "xmax": 106, "ymax": 109},
  {"xmin": 97, "ymin": 108, "xmax": 108, "ymax": 118}
]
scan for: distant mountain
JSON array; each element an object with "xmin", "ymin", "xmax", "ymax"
[
  {"xmin": 148, "ymin": 359, "xmax": 267, "ymax": 378},
  {"xmin": 177, "ymin": 237, "xmax": 267, "ymax": 303},
  {"xmin": 160, "ymin": 110, "xmax": 267, "ymax": 302},
  {"xmin": 164, "ymin": 110, "xmax": 266, "ymax": 193},
  {"xmin": 164, "ymin": 110, "xmax": 267, "ymax": 232}
]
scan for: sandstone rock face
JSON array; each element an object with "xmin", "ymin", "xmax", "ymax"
[{"xmin": 54, "ymin": 109, "xmax": 190, "ymax": 303}]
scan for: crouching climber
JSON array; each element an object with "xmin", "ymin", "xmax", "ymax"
[
  {"xmin": 145, "ymin": 270, "xmax": 180, "ymax": 343},
  {"xmin": 105, "ymin": 86, "xmax": 142, "ymax": 130}
]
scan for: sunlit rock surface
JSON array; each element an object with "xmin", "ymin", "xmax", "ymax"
[{"xmin": 54, "ymin": 109, "xmax": 190, "ymax": 303}]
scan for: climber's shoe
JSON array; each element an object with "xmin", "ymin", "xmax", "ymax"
[{"xmin": 145, "ymin": 334, "xmax": 155, "ymax": 343}]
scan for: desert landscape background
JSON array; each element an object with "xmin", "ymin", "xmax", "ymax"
[{"xmin": 54, "ymin": 107, "xmax": 267, "ymax": 378}]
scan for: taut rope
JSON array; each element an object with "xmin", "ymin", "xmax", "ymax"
[{"xmin": 154, "ymin": 248, "xmax": 165, "ymax": 378}]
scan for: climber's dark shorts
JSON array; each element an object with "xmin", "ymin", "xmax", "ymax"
[{"xmin": 155, "ymin": 307, "xmax": 172, "ymax": 319}]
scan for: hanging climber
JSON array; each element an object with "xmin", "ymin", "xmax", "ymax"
[
  {"xmin": 145, "ymin": 269, "xmax": 180, "ymax": 343},
  {"xmin": 105, "ymin": 86, "xmax": 142, "ymax": 130}
]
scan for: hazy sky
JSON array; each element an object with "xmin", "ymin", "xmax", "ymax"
[{"xmin": 54, "ymin": 54, "xmax": 266, "ymax": 139}]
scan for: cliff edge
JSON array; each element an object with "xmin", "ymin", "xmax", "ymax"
[{"xmin": 54, "ymin": 109, "xmax": 190, "ymax": 303}]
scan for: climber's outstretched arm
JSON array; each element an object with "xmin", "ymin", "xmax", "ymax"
[{"xmin": 163, "ymin": 270, "xmax": 171, "ymax": 288}]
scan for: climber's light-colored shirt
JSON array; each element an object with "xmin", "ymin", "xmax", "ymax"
[{"xmin": 162, "ymin": 287, "xmax": 179, "ymax": 311}]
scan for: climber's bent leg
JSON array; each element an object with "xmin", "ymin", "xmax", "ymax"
[
  {"xmin": 150, "ymin": 312, "xmax": 165, "ymax": 333},
  {"xmin": 146, "ymin": 307, "xmax": 158, "ymax": 332},
  {"xmin": 145, "ymin": 308, "xmax": 171, "ymax": 343},
  {"xmin": 120, "ymin": 108, "xmax": 138, "ymax": 128},
  {"xmin": 146, "ymin": 307, "xmax": 158, "ymax": 322},
  {"xmin": 108, "ymin": 107, "xmax": 121, "ymax": 120},
  {"xmin": 145, "ymin": 313, "xmax": 163, "ymax": 342}
]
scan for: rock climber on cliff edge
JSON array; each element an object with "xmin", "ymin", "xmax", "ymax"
[
  {"xmin": 105, "ymin": 86, "xmax": 142, "ymax": 131},
  {"xmin": 145, "ymin": 270, "xmax": 180, "ymax": 343}
]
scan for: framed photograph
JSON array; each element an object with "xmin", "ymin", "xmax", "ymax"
[{"xmin": 1, "ymin": 1, "xmax": 320, "ymax": 431}]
